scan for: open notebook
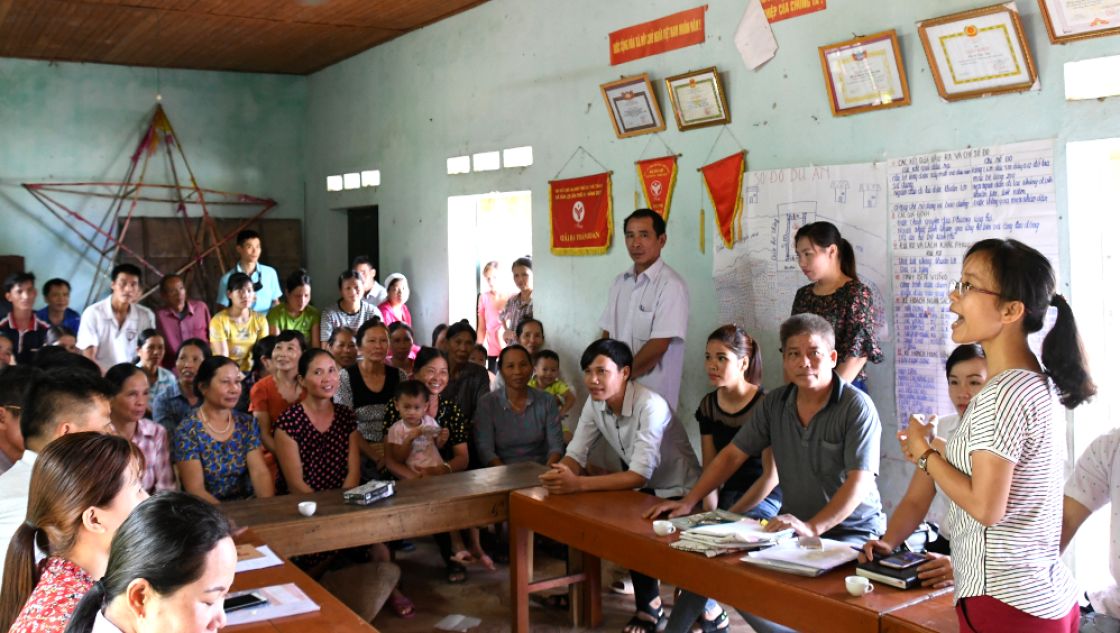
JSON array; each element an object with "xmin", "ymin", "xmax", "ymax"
[{"xmin": 740, "ymin": 538, "xmax": 859, "ymax": 576}]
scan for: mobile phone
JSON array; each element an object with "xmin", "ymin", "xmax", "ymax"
[
  {"xmin": 879, "ymin": 551, "xmax": 926, "ymax": 569},
  {"xmin": 224, "ymin": 592, "xmax": 267, "ymax": 613}
]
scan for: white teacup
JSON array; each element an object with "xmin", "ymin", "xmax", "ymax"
[
  {"xmin": 652, "ymin": 520, "xmax": 677, "ymax": 536},
  {"xmin": 845, "ymin": 575, "xmax": 874, "ymax": 597},
  {"xmin": 298, "ymin": 501, "xmax": 317, "ymax": 517}
]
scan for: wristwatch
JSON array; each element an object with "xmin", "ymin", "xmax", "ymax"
[{"xmin": 917, "ymin": 448, "xmax": 940, "ymax": 473}]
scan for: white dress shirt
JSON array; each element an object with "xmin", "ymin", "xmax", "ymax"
[
  {"xmin": 564, "ymin": 382, "xmax": 699, "ymax": 498},
  {"xmin": 0, "ymin": 449, "xmax": 38, "ymax": 579},
  {"xmin": 598, "ymin": 257, "xmax": 689, "ymax": 411}
]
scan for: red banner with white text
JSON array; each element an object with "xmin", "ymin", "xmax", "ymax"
[
  {"xmin": 550, "ymin": 172, "xmax": 613, "ymax": 255},
  {"xmin": 610, "ymin": 6, "xmax": 706, "ymax": 65},
  {"xmin": 700, "ymin": 152, "xmax": 745, "ymax": 249},
  {"xmin": 636, "ymin": 156, "xmax": 678, "ymax": 221}
]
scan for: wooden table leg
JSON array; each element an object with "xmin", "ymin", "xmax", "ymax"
[
  {"xmin": 510, "ymin": 523, "xmax": 531, "ymax": 633},
  {"xmin": 584, "ymin": 551, "xmax": 602, "ymax": 627}
]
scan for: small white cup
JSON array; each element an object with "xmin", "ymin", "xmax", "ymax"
[
  {"xmin": 297, "ymin": 501, "xmax": 317, "ymax": 517},
  {"xmin": 652, "ymin": 520, "xmax": 677, "ymax": 536},
  {"xmin": 845, "ymin": 575, "xmax": 874, "ymax": 597}
]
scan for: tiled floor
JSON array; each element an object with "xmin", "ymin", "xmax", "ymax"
[{"xmin": 370, "ymin": 539, "xmax": 753, "ymax": 632}]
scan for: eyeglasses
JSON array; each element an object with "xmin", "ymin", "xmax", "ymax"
[{"xmin": 949, "ymin": 279, "xmax": 1000, "ymax": 298}]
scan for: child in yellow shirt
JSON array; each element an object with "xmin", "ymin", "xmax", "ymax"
[{"xmin": 528, "ymin": 350, "xmax": 576, "ymax": 443}]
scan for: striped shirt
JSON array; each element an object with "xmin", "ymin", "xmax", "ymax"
[{"xmin": 945, "ymin": 369, "xmax": 1077, "ymax": 619}]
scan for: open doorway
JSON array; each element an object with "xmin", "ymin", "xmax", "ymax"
[
  {"xmin": 1066, "ymin": 137, "xmax": 1120, "ymax": 591},
  {"xmin": 346, "ymin": 206, "xmax": 379, "ymax": 274},
  {"xmin": 447, "ymin": 191, "xmax": 532, "ymax": 326}
]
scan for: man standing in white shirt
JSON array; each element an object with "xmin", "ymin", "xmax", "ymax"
[
  {"xmin": 0, "ymin": 365, "xmax": 115, "ymax": 578},
  {"xmin": 1062, "ymin": 427, "xmax": 1120, "ymax": 633},
  {"xmin": 77, "ymin": 263, "xmax": 156, "ymax": 372},
  {"xmin": 599, "ymin": 209, "xmax": 689, "ymax": 411},
  {"xmin": 352, "ymin": 255, "xmax": 388, "ymax": 306}
]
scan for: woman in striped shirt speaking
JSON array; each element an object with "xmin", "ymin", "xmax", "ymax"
[{"xmin": 903, "ymin": 238, "xmax": 1096, "ymax": 633}]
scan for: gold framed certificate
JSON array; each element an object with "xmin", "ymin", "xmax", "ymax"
[
  {"xmin": 818, "ymin": 30, "xmax": 911, "ymax": 117},
  {"xmin": 664, "ymin": 67, "xmax": 731, "ymax": 131},
  {"xmin": 599, "ymin": 74, "xmax": 666, "ymax": 139},
  {"xmin": 1038, "ymin": 0, "xmax": 1120, "ymax": 43},
  {"xmin": 918, "ymin": 3, "xmax": 1039, "ymax": 102}
]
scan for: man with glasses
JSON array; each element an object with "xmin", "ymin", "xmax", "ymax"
[{"xmin": 215, "ymin": 229, "xmax": 282, "ymax": 314}]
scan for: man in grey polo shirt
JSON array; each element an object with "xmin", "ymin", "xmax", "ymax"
[{"xmin": 648, "ymin": 313, "xmax": 884, "ymax": 633}]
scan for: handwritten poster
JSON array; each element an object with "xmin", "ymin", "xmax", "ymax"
[
  {"xmin": 713, "ymin": 161, "xmax": 891, "ymax": 404},
  {"xmin": 889, "ymin": 139, "xmax": 1058, "ymax": 427}
]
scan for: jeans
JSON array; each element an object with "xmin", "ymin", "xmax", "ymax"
[{"xmin": 1083, "ymin": 612, "xmax": 1120, "ymax": 633}]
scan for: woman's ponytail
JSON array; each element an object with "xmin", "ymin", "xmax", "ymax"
[
  {"xmin": 838, "ymin": 238, "xmax": 859, "ymax": 281},
  {"xmin": 62, "ymin": 580, "xmax": 105, "ymax": 633},
  {"xmin": 0, "ymin": 523, "xmax": 43, "ymax": 632},
  {"xmin": 1042, "ymin": 294, "xmax": 1097, "ymax": 408}
]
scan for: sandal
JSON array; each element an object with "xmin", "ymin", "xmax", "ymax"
[
  {"xmin": 694, "ymin": 608, "xmax": 729, "ymax": 633},
  {"xmin": 388, "ymin": 591, "xmax": 416, "ymax": 619},
  {"xmin": 622, "ymin": 603, "xmax": 667, "ymax": 633},
  {"xmin": 531, "ymin": 593, "xmax": 571, "ymax": 610},
  {"xmin": 445, "ymin": 560, "xmax": 468, "ymax": 584}
]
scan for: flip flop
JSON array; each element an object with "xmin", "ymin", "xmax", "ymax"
[
  {"xmin": 389, "ymin": 592, "xmax": 416, "ymax": 619},
  {"xmin": 446, "ymin": 560, "xmax": 468, "ymax": 584}
]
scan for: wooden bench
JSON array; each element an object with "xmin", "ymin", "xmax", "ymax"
[
  {"xmin": 222, "ymin": 462, "xmax": 547, "ymax": 557},
  {"xmin": 882, "ymin": 592, "xmax": 959, "ymax": 632}
]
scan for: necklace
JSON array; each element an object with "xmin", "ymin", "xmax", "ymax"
[{"xmin": 201, "ymin": 407, "xmax": 234, "ymax": 435}]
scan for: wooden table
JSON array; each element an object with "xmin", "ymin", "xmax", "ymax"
[
  {"xmin": 510, "ymin": 487, "xmax": 953, "ymax": 633},
  {"xmin": 222, "ymin": 462, "xmax": 546, "ymax": 557},
  {"xmin": 228, "ymin": 531, "xmax": 377, "ymax": 633},
  {"xmin": 882, "ymin": 592, "xmax": 959, "ymax": 633}
]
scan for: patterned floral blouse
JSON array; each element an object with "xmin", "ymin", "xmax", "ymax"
[
  {"xmin": 274, "ymin": 402, "xmax": 357, "ymax": 491},
  {"xmin": 172, "ymin": 410, "xmax": 262, "ymax": 500},
  {"xmin": 791, "ymin": 279, "xmax": 884, "ymax": 383},
  {"xmin": 8, "ymin": 557, "xmax": 93, "ymax": 633},
  {"xmin": 500, "ymin": 292, "xmax": 533, "ymax": 334}
]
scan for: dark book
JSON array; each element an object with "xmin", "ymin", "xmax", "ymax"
[{"xmin": 855, "ymin": 559, "xmax": 921, "ymax": 589}]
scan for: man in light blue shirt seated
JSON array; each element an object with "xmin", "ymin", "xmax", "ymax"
[
  {"xmin": 541, "ymin": 338, "xmax": 700, "ymax": 633},
  {"xmin": 648, "ymin": 313, "xmax": 885, "ymax": 633},
  {"xmin": 215, "ymin": 229, "xmax": 282, "ymax": 314}
]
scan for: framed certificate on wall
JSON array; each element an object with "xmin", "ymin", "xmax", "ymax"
[
  {"xmin": 664, "ymin": 67, "xmax": 731, "ymax": 131},
  {"xmin": 1038, "ymin": 0, "xmax": 1120, "ymax": 43},
  {"xmin": 818, "ymin": 30, "xmax": 911, "ymax": 116},
  {"xmin": 599, "ymin": 74, "xmax": 666, "ymax": 139},
  {"xmin": 917, "ymin": 3, "xmax": 1038, "ymax": 102}
]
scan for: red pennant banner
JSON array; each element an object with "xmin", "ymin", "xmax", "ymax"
[
  {"xmin": 550, "ymin": 172, "xmax": 613, "ymax": 255},
  {"xmin": 610, "ymin": 6, "xmax": 706, "ymax": 66},
  {"xmin": 635, "ymin": 156, "xmax": 678, "ymax": 220},
  {"xmin": 700, "ymin": 152, "xmax": 745, "ymax": 248}
]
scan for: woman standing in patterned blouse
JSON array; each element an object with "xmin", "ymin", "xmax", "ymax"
[
  {"xmin": 791, "ymin": 221, "xmax": 883, "ymax": 390},
  {"xmin": 173, "ymin": 356, "xmax": 275, "ymax": 503},
  {"xmin": 500, "ymin": 257, "xmax": 533, "ymax": 344},
  {"xmin": 0, "ymin": 433, "xmax": 148, "ymax": 633},
  {"xmin": 105, "ymin": 363, "xmax": 177, "ymax": 493}
]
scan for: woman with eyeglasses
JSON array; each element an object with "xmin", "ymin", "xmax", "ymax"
[
  {"xmin": 901, "ymin": 239, "xmax": 1096, "ymax": 633},
  {"xmin": 209, "ymin": 273, "xmax": 269, "ymax": 374},
  {"xmin": 320, "ymin": 270, "xmax": 381, "ymax": 348},
  {"xmin": 790, "ymin": 222, "xmax": 883, "ymax": 392}
]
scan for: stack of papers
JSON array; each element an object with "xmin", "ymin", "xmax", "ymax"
[
  {"xmin": 234, "ymin": 544, "xmax": 284, "ymax": 573},
  {"xmin": 741, "ymin": 538, "xmax": 859, "ymax": 576},
  {"xmin": 224, "ymin": 583, "xmax": 320, "ymax": 626},
  {"xmin": 671, "ymin": 516, "xmax": 794, "ymax": 558}
]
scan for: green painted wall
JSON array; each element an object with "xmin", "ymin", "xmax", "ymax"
[
  {"xmin": 304, "ymin": 0, "xmax": 1120, "ymax": 510},
  {"xmin": 0, "ymin": 58, "xmax": 307, "ymax": 303}
]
